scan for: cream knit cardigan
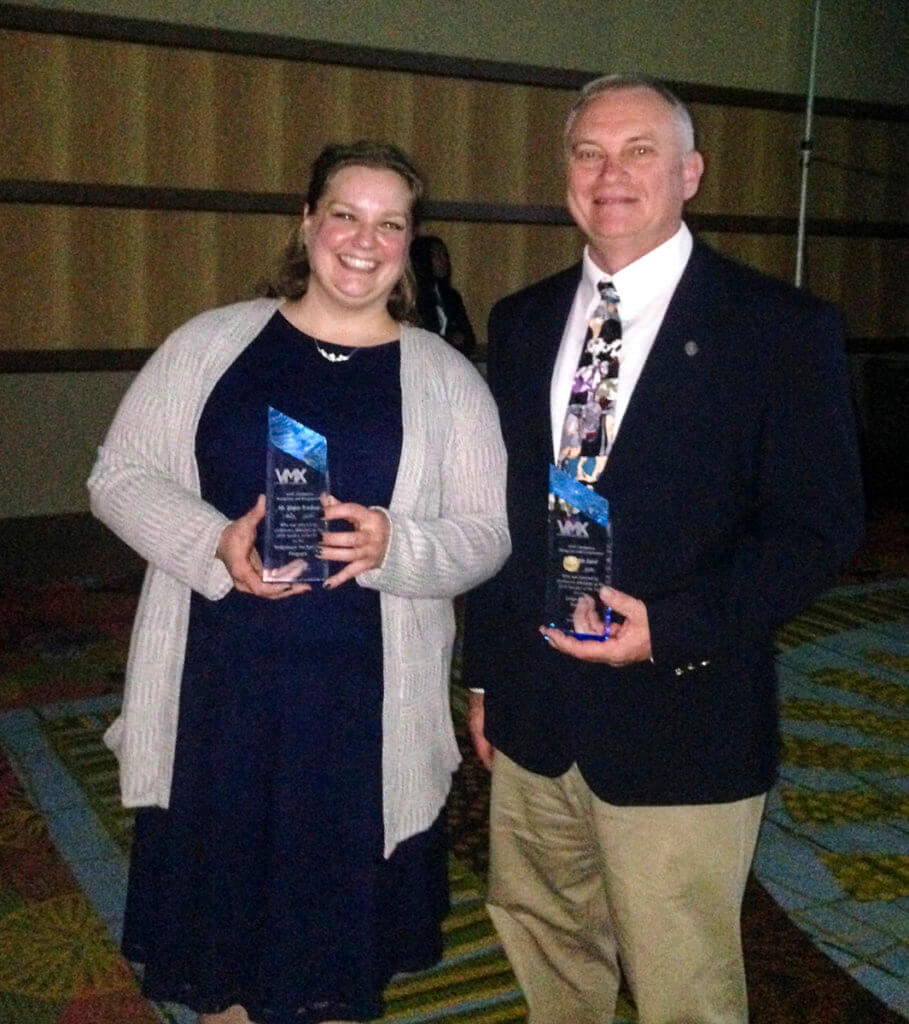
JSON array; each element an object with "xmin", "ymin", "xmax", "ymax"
[{"xmin": 88, "ymin": 298, "xmax": 509, "ymax": 856}]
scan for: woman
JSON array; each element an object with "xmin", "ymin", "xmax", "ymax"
[
  {"xmin": 88, "ymin": 140, "xmax": 509, "ymax": 1024},
  {"xmin": 410, "ymin": 234, "xmax": 477, "ymax": 358}
]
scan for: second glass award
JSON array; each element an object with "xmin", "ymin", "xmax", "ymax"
[
  {"xmin": 544, "ymin": 465, "xmax": 612, "ymax": 640},
  {"xmin": 263, "ymin": 407, "xmax": 328, "ymax": 584}
]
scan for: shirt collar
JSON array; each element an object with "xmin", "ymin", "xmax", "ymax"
[{"xmin": 581, "ymin": 223, "xmax": 692, "ymax": 322}]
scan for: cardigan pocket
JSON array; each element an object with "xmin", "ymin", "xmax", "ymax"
[
  {"xmin": 411, "ymin": 596, "xmax": 456, "ymax": 649},
  {"xmin": 399, "ymin": 631, "xmax": 457, "ymax": 710}
]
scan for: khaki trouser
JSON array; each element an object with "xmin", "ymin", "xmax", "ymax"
[{"xmin": 487, "ymin": 752, "xmax": 765, "ymax": 1024}]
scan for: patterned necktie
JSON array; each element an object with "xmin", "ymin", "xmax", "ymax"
[{"xmin": 558, "ymin": 280, "xmax": 622, "ymax": 484}]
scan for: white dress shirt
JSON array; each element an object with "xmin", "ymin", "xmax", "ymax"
[{"xmin": 550, "ymin": 224, "xmax": 694, "ymax": 462}]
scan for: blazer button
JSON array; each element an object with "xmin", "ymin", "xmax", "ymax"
[{"xmin": 684, "ymin": 341, "xmax": 699, "ymax": 357}]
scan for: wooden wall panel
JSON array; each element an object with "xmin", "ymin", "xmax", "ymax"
[
  {"xmin": 806, "ymin": 238, "xmax": 909, "ymax": 337},
  {"xmin": 72, "ymin": 209, "xmax": 149, "ymax": 348},
  {"xmin": 1, "ymin": 26, "xmax": 904, "ymax": 359},
  {"xmin": 11, "ymin": 205, "xmax": 891, "ymax": 354},
  {"xmin": 350, "ymin": 67, "xmax": 417, "ymax": 150},
  {"xmin": 0, "ymin": 30, "xmax": 570, "ymax": 203},
  {"xmin": 524, "ymin": 89, "xmax": 575, "ymax": 205},
  {"xmin": 2, "ymin": 207, "xmax": 582, "ymax": 354},
  {"xmin": 0, "ymin": 213, "xmax": 902, "ymax": 355},
  {"xmin": 142, "ymin": 212, "xmax": 219, "ymax": 342},
  {"xmin": 0, "ymin": 205, "xmax": 296, "ymax": 351},
  {"xmin": 466, "ymin": 82, "xmax": 531, "ymax": 203},
  {"xmin": 275, "ymin": 63, "xmax": 354, "ymax": 191},
  {"xmin": 138, "ymin": 211, "xmax": 295, "ymax": 346},
  {"xmin": 3, "ymin": 29, "xmax": 903, "ymax": 214},
  {"xmin": 0, "ymin": 205, "xmax": 74, "ymax": 348},
  {"xmin": 2, "ymin": 31, "xmax": 73, "ymax": 180},
  {"xmin": 688, "ymin": 103, "xmax": 908, "ymax": 222},
  {"xmin": 214, "ymin": 214, "xmax": 294, "ymax": 305},
  {"xmin": 691, "ymin": 105, "xmax": 802, "ymax": 218},
  {"xmin": 144, "ymin": 49, "xmax": 217, "ymax": 188},
  {"xmin": 66, "ymin": 38, "xmax": 148, "ymax": 185},
  {"xmin": 808, "ymin": 116, "xmax": 908, "ymax": 223},
  {"xmin": 0, "ymin": 30, "xmax": 568, "ymax": 204},
  {"xmin": 410, "ymin": 76, "xmax": 477, "ymax": 201},
  {"xmin": 213, "ymin": 56, "xmax": 285, "ymax": 192}
]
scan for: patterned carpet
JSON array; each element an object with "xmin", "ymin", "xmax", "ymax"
[
  {"xmin": 0, "ymin": 699, "xmax": 529, "ymax": 1024},
  {"xmin": 0, "ymin": 574, "xmax": 537, "ymax": 1024},
  {"xmin": 0, "ymin": 571, "xmax": 906, "ymax": 1023},
  {"xmin": 756, "ymin": 583, "xmax": 909, "ymax": 1017}
]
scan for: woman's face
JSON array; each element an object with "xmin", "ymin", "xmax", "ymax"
[{"xmin": 303, "ymin": 164, "xmax": 413, "ymax": 316}]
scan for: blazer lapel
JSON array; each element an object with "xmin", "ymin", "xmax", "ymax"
[
  {"xmin": 522, "ymin": 265, "xmax": 582, "ymax": 463},
  {"xmin": 602, "ymin": 243, "xmax": 721, "ymax": 481}
]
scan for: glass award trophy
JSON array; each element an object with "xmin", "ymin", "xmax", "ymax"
[
  {"xmin": 544, "ymin": 464, "xmax": 612, "ymax": 640},
  {"xmin": 263, "ymin": 407, "xmax": 329, "ymax": 584}
]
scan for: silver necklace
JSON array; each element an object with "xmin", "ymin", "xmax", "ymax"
[{"xmin": 313, "ymin": 339, "xmax": 355, "ymax": 363}]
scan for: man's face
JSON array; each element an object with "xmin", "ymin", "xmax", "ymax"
[{"xmin": 565, "ymin": 87, "xmax": 704, "ymax": 273}]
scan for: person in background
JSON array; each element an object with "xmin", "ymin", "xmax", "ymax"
[
  {"xmin": 410, "ymin": 234, "xmax": 477, "ymax": 358},
  {"xmin": 89, "ymin": 139, "xmax": 509, "ymax": 1024},
  {"xmin": 463, "ymin": 74, "xmax": 864, "ymax": 1024}
]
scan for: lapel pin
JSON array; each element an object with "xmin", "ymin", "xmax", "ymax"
[{"xmin": 684, "ymin": 341, "xmax": 699, "ymax": 357}]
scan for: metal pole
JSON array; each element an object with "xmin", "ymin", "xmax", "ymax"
[{"xmin": 795, "ymin": 0, "xmax": 822, "ymax": 287}]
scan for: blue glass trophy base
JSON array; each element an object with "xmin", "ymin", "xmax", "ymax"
[
  {"xmin": 544, "ymin": 465, "xmax": 612, "ymax": 641},
  {"xmin": 263, "ymin": 407, "xmax": 329, "ymax": 585}
]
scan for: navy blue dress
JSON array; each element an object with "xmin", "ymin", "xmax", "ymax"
[{"xmin": 122, "ymin": 312, "xmax": 448, "ymax": 1023}]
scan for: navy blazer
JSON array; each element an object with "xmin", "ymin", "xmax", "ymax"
[{"xmin": 462, "ymin": 239, "xmax": 865, "ymax": 805}]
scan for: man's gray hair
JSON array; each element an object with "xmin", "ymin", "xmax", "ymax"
[{"xmin": 564, "ymin": 73, "xmax": 696, "ymax": 153}]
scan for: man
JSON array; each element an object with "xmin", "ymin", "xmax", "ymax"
[{"xmin": 462, "ymin": 74, "xmax": 864, "ymax": 1024}]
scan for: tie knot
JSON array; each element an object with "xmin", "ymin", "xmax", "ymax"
[{"xmin": 598, "ymin": 280, "xmax": 619, "ymax": 304}]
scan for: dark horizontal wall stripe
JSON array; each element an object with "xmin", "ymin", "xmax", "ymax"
[
  {"xmin": 1, "ymin": 2, "xmax": 906, "ymax": 122},
  {"xmin": 691, "ymin": 214, "xmax": 908, "ymax": 240},
  {"xmin": 427, "ymin": 201, "xmax": 573, "ymax": 226},
  {"xmin": 0, "ymin": 178, "xmax": 569, "ymax": 224},
  {"xmin": 2, "ymin": 179, "xmax": 906, "ymax": 239},
  {"xmin": 0, "ymin": 349, "xmax": 154, "ymax": 373},
  {"xmin": 0, "ymin": 178, "xmax": 305, "ymax": 215},
  {"xmin": 5, "ymin": 336, "xmax": 905, "ymax": 374}
]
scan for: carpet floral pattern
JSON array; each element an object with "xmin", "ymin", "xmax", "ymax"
[{"xmin": 0, "ymin": 749, "xmax": 161, "ymax": 1023}]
